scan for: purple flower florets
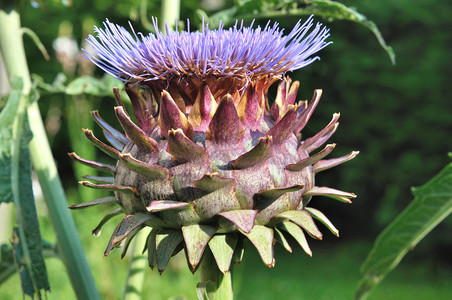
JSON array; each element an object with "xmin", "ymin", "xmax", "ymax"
[{"xmin": 84, "ymin": 16, "xmax": 331, "ymax": 84}]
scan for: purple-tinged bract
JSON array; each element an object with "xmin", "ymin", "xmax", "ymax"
[{"xmin": 71, "ymin": 16, "xmax": 357, "ymax": 274}]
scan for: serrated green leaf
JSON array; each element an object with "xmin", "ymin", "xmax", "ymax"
[
  {"xmin": 156, "ymin": 230, "xmax": 183, "ymax": 273},
  {"xmin": 0, "ymin": 243, "xmax": 16, "ymax": 284},
  {"xmin": 2, "ymin": 240, "xmax": 57, "ymax": 286},
  {"xmin": 0, "ymin": 77, "xmax": 22, "ymax": 203},
  {"xmin": 65, "ymin": 76, "xmax": 105, "ymax": 96},
  {"xmin": 11, "ymin": 228, "xmax": 34, "ymax": 297},
  {"xmin": 0, "ymin": 77, "xmax": 50, "ymax": 297},
  {"xmin": 208, "ymin": 234, "xmax": 237, "ymax": 274},
  {"xmin": 14, "ymin": 109, "xmax": 50, "ymax": 298},
  {"xmin": 356, "ymin": 159, "xmax": 452, "ymax": 300}
]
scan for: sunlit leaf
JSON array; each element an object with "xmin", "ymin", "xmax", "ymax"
[
  {"xmin": 356, "ymin": 156, "xmax": 452, "ymax": 300},
  {"xmin": 65, "ymin": 75, "xmax": 123, "ymax": 96},
  {"xmin": 21, "ymin": 27, "xmax": 50, "ymax": 60},
  {"xmin": 200, "ymin": 0, "xmax": 395, "ymax": 64},
  {"xmin": 32, "ymin": 73, "xmax": 67, "ymax": 94},
  {"xmin": 65, "ymin": 76, "xmax": 105, "ymax": 96}
]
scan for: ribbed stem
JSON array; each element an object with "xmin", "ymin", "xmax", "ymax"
[
  {"xmin": 199, "ymin": 248, "xmax": 233, "ymax": 300},
  {"xmin": 122, "ymin": 231, "xmax": 148, "ymax": 300},
  {"xmin": 160, "ymin": 0, "xmax": 180, "ymax": 32},
  {"xmin": 0, "ymin": 7, "xmax": 100, "ymax": 300}
]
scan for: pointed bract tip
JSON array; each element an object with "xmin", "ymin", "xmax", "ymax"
[
  {"xmin": 168, "ymin": 128, "xmax": 179, "ymax": 136},
  {"xmin": 161, "ymin": 90, "xmax": 170, "ymax": 98},
  {"xmin": 113, "ymin": 87, "xmax": 126, "ymax": 108},
  {"xmin": 159, "ymin": 90, "xmax": 193, "ymax": 139},
  {"xmin": 285, "ymin": 81, "xmax": 300, "ymax": 107},
  {"xmin": 188, "ymin": 83, "xmax": 217, "ymax": 130},
  {"xmin": 207, "ymin": 94, "xmax": 244, "ymax": 144},
  {"xmin": 146, "ymin": 200, "xmax": 189, "ymax": 212},
  {"xmin": 313, "ymin": 150, "xmax": 359, "ymax": 174},
  {"xmin": 115, "ymin": 105, "xmax": 158, "ymax": 152},
  {"xmin": 231, "ymin": 135, "xmax": 273, "ymax": 169},
  {"xmin": 83, "ymin": 127, "xmax": 121, "ymax": 159},
  {"xmin": 167, "ymin": 128, "xmax": 207, "ymax": 163}
]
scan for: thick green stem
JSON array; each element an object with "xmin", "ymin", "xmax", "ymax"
[
  {"xmin": 122, "ymin": 231, "xmax": 148, "ymax": 300},
  {"xmin": 0, "ymin": 203, "xmax": 13, "ymax": 244},
  {"xmin": 199, "ymin": 248, "xmax": 233, "ymax": 300},
  {"xmin": 28, "ymin": 102, "xmax": 101, "ymax": 299},
  {"xmin": 160, "ymin": 0, "xmax": 180, "ymax": 31},
  {"xmin": 0, "ymin": 8, "xmax": 100, "ymax": 300}
]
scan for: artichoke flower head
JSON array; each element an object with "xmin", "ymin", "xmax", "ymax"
[{"xmin": 70, "ymin": 16, "xmax": 358, "ymax": 274}]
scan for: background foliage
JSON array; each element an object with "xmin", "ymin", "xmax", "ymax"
[{"xmin": 0, "ymin": 0, "xmax": 451, "ymax": 299}]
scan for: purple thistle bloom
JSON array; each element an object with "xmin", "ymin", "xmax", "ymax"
[
  {"xmin": 84, "ymin": 16, "xmax": 331, "ymax": 85},
  {"xmin": 71, "ymin": 14, "xmax": 358, "ymax": 279}
]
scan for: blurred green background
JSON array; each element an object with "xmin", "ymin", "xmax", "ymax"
[{"xmin": 0, "ymin": 0, "xmax": 451, "ymax": 299}]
